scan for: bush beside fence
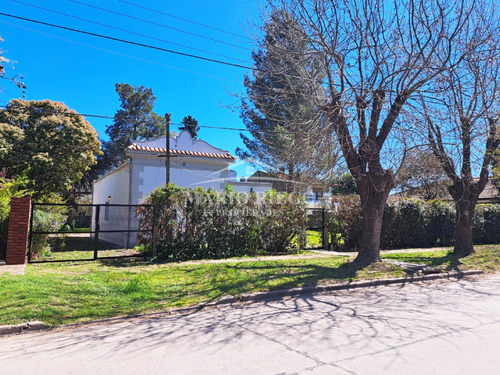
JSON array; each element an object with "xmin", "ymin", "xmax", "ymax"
[{"xmin": 137, "ymin": 184, "xmax": 307, "ymax": 261}]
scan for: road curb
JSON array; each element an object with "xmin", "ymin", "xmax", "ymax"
[
  {"xmin": 0, "ymin": 270, "xmax": 484, "ymax": 337},
  {"xmin": 214, "ymin": 269, "xmax": 484, "ymax": 304},
  {"xmin": 0, "ymin": 321, "xmax": 47, "ymax": 336}
]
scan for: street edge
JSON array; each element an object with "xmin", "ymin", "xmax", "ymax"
[{"xmin": 0, "ymin": 269, "xmax": 484, "ymax": 337}]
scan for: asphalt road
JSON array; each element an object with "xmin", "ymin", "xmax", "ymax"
[{"xmin": 1, "ymin": 274, "xmax": 500, "ymax": 375}]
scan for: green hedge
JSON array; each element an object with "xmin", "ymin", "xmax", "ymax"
[
  {"xmin": 137, "ymin": 184, "xmax": 307, "ymax": 261},
  {"xmin": 326, "ymin": 196, "xmax": 500, "ymax": 250}
]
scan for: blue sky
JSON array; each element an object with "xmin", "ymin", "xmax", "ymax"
[{"xmin": 0, "ymin": 0, "xmax": 264, "ymax": 177}]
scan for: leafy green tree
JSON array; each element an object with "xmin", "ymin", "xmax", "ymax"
[
  {"xmin": 238, "ymin": 10, "xmax": 337, "ymax": 185},
  {"xmin": 331, "ymin": 173, "xmax": 358, "ymax": 196},
  {"xmin": 179, "ymin": 115, "xmax": 200, "ymax": 139},
  {"xmin": 100, "ymin": 83, "xmax": 165, "ymax": 171},
  {"xmin": 0, "ymin": 99, "xmax": 101, "ymax": 197}
]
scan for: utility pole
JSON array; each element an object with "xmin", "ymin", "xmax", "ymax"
[{"xmin": 165, "ymin": 113, "xmax": 171, "ymax": 184}]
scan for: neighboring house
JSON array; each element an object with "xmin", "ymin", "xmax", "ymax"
[
  {"xmin": 248, "ymin": 170, "xmax": 330, "ymax": 206},
  {"xmin": 92, "ymin": 131, "xmax": 272, "ymax": 247},
  {"xmin": 390, "ymin": 179, "xmax": 500, "ymax": 203}
]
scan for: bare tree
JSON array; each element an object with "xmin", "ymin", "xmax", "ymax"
[
  {"xmin": 422, "ymin": 7, "xmax": 500, "ymax": 256},
  {"xmin": 396, "ymin": 148, "xmax": 449, "ymax": 200},
  {"xmin": 493, "ymin": 152, "xmax": 500, "ymax": 194},
  {"xmin": 0, "ymin": 36, "xmax": 25, "ymax": 97},
  {"xmin": 267, "ymin": 0, "xmax": 477, "ymax": 265}
]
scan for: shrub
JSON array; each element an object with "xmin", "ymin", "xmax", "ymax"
[
  {"xmin": 30, "ymin": 206, "xmax": 67, "ymax": 258},
  {"xmin": 474, "ymin": 204, "xmax": 500, "ymax": 244},
  {"xmin": 325, "ymin": 195, "xmax": 362, "ymax": 250},
  {"xmin": 327, "ymin": 196, "xmax": 500, "ymax": 250},
  {"xmin": 381, "ymin": 198, "xmax": 435, "ymax": 249},
  {"xmin": 136, "ymin": 184, "xmax": 307, "ymax": 261},
  {"xmin": 426, "ymin": 200, "xmax": 455, "ymax": 246}
]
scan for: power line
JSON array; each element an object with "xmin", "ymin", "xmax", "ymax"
[
  {"xmin": 0, "ymin": 105, "xmax": 311, "ymax": 135},
  {"xmin": 69, "ymin": 0, "xmax": 252, "ymax": 52},
  {"xmin": 0, "ymin": 12, "xmax": 254, "ymax": 71},
  {"xmin": 1, "ymin": 19, "xmax": 242, "ymax": 84},
  {"xmin": 10, "ymin": 0, "xmax": 250, "ymax": 64},
  {"xmin": 0, "ymin": 12, "xmax": 333, "ymax": 88},
  {"xmin": 116, "ymin": 0, "xmax": 252, "ymax": 41},
  {"xmin": 171, "ymin": 122, "xmax": 249, "ymax": 132}
]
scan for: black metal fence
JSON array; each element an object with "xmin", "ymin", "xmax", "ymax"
[
  {"xmin": 28, "ymin": 203, "xmax": 153, "ymax": 263},
  {"xmin": 305, "ymin": 208, "xmax": 327, "ymax": 250}
]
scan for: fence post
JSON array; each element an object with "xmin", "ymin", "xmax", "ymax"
[
  {"xmin": 94, "ymin": 205, "xmax": 100, "ymax": 260},
  {"xmin": 6, "ymin": 197, "xmax": 31, "ymax": 265},
  {"xmin": 151, "ymin": 205, "xmax": 157, "ymax": 257},
  {"xmin": 322, "ymin": 208, "xmax": 329, "ymax": 250}
]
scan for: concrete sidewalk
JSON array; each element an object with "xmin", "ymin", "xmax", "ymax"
[{"xmin": 1, "ymin": 274, "xmax": 499, "ymax": 374}]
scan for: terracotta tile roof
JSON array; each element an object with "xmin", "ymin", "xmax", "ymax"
[{"xmin": 127, "ymin": 144, "xmax": 236, "ymax": 160}]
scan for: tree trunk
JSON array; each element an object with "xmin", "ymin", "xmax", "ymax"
[
  {"xmin": 353, "ymin": 173, "xmax": 393, "ymax": 266},
  {"xmin": 453, "ymin": 199, "xmax": 476, "ymax": 257}
]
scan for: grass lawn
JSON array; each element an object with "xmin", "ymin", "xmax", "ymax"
[
  {"xmin": 306, "ymin": 230, "xmax": 322, "ymax": 248},
  {"xmin": 1, "ymin": 245, "xmax": 499, "ymax": 327}
]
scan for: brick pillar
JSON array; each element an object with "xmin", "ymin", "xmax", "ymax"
[{"xmin": 6, "ymin": 197, "xmax": 31, "ymax": 265}]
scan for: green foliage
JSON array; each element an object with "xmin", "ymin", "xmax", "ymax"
[
  {"xmin": 473, "ymin": 205, "xmax": 500, "ymax": 244},
  {"xmin": 137, "ymin": 184, "xmax": 307, "ymax": 261},
  {"xmin": 330, "ymin": 173, "xmax": 358, "ymax": 195},
  {"xmin": 100, "ymin": 83, "xmax": 165, "ymax": 172},
  {"xmin": 238, "ymin": 10, "xmax": 336, "ymax": 180},
  {"xmin": 30, "ymin": 205, "xmax": 68, "ymax": 259},
  {"xmin": 382, "ymin": 199, "xmax": 436, "ymax": 248},
  {"xmin": 325, "ymin": 195, "xmax": 362, "ymax": 249},
  {"xmin": 426, "ymin": 200, "xmax": 456, "ymax": 246},
  {"xmin": 0, "ymin": 99, "xmax": 101, "ymax": 197},
  {"xmin": 179, "ymin": 115, "xmax": 200, "ymax": 139},
  {"xmin": 326, "ymin": 197, "xmax": 500, "ymax": 250},
  {"xmin": 0, "ymin": 173, "xmax": 29, "ymax": 259}
]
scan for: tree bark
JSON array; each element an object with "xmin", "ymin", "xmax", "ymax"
[
  {"xmin": 453, "ymin": 199, "xmax": 475, "ymax": 257},
  {"xmin": 353, "ymin": 171, "xmax": 394, "ymax": 266},
  {"xmin": 449, "ymin": 180, "xmax": 481, "ymax": 257}
]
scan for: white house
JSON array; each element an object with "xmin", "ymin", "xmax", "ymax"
[{"xmin": 92, "ymin": 131, "xmax": 272, "ymax": 247}]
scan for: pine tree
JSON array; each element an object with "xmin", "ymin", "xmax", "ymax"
[
  {"xmin": 101, "ymin": 83, "xmax": 165, "ymax": 171},
  {"xmin": 238, "ymin": 10, "xmax": 337, "ymax": 184},
  {"xmin": 179, "ymin": 115, "xmax": 200, "ymax": 139}
]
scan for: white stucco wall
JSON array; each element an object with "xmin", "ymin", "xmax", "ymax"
[
  {"xmin": 92, "ymin": 163, "xmax": 133, "ymax": 248},
  {"xmin": 129, "ymin": 153, "xmax": 232, "ymax": 202},
  {"xmin": 93, "ymin": 163, "xmax": 130, "ymax": 205}
]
